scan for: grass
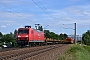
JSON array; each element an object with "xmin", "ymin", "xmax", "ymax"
[{"xmin": 57, "ymin": 44, "xmax": 90, "ymax": 60}]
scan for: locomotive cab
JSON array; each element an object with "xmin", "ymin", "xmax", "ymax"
[{"xmin": 17, "ymin": 26, "xmax": 31, "ymax": 47}]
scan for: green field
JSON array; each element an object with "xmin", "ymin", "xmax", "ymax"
[{"xmin": 57, "ymin": 44, "xmax": 90, "ymax": 60}]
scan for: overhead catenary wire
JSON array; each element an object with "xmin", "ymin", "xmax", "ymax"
[
  {"xmin": 38, "ymin": 0, "xmax": 57, "ymax": 20},
  {"xmin": 32, "ymin": 0, "xmax": 62, "ymax": 25},
  {"xmin": 0, "ymin": 2, "xmax": 35, "ymax": 23},
  {"xmin": 63, "ymin": 24, "xmax": 74, "ymax": 29},
  {"xmin": 32, "ymin": 0, "xmax": 56, "ymax": 21},
  {"xmin": 32, "ymin": 0, "xmax": 73, "ymax": 29}
]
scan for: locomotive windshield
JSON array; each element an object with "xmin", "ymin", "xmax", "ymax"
[{"xmin": 18, "ymin": 29, "xmax": 29, "ymax": 34}]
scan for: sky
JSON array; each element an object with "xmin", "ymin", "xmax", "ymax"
[{"xmin": 0, "ymin": 0, "xmax": 90, "ymax": 35}]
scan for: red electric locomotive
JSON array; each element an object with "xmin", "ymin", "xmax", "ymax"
[{"xmin": 17, "ymin": 26, "xmax": 45, "ymax": 47}]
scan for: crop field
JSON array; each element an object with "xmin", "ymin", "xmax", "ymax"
[{"xmin": 57, "ymin": 44, "xmax": 90, "ymax": 60}]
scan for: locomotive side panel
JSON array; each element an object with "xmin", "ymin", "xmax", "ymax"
[
  {"xmin": 28, "ymin": 28, "xmax": 34, "ymax": 42},
  {"xmin": 29, "ymin": 29, "xmax": 45, "ymax": 42},
  {"xmin": 41, "ymin": 32, "xmax": 44, "ymax": 41},
  {"xmin": 33, "ymin": 29, "xmax": 39, "ymax": 42}
]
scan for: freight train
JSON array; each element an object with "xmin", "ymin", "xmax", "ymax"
[{"xmin": 16, "ymin": 26, "xmax": 74, "ymax": 47}]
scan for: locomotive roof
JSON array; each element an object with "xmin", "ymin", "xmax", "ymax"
[{"xmin": 18, "ymin": 28, "xmax": 44, "ymax": 32}]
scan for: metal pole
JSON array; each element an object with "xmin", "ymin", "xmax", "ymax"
[{"xmin": 74, "ymin": 23, "xmax": 76, "ymax": 44}]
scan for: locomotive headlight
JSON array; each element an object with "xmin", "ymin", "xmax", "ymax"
[
  {"xmin": 25, "ymin": 35, "xmax": 28, "ymax": 37},
  {"xmin": 18, "ymin": 36, "xmax": 21, "ymax": 37}
]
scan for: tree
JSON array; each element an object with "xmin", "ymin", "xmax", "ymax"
[
  {"xmin": 0, "ymin": 32, "xmax": 3, "ymax": 43},
  {"xmin": 0, "ymin": 32, "xmax": 3, "ymax": 36},
  {"xmin": 14, "ymin": 29, "xmax": 18, "ymax": 38},
  {"xmin": 64, "ymin": 34, "xmax": 68, "ymax": 39},
  {"xmin": 3, "ymin": 34, "xmax": 12, "ymax": 43},
  {"xmin": 2, "ymin": 32, "xmax": 16, "ymax": 43},
  {"xmin": 59, "ymin": 33, "xmax": 68, "ymax": 40},
  {"xmin": 38, "ymin": 26, "xmax": 43, "ymax": 31},
  {"xmin": 44, "ymin": 30, "xmax": 51, "ymax": 38},
  {"xmin": 82, "ymin": 30, "xmax": 90, "ymax": 45},
  {"xmin": 50, "ymin": 32, "xmax": 58, "ymax": 40}
]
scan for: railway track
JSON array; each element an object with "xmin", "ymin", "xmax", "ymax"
[
  {"xmin": 0, "ymin": 47, "xmax": 20, "ymax": 52},
  {"xmin": 0, "ymin": 44, "xmax": 67, "ymax": 60}
]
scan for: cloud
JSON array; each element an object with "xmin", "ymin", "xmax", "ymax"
[
  {"xmin": 64, "ymin": 5, "xmax": 90, "ymax": 16},
  {"xmin": 0, "ymin": 20, "xmax": 13, "ymax": 23},
  {"xmin": 6, "ymin": 24, "xmax": 10, "ymax": 26},
  {"xmin": 64, "ymin": 6, "xmax": 83, "ymax": 16},
  {"xmin": 1, "ymin": 25, "xmax": 6, "ymax": 28},
  {"xmin": 0, "ymin": 0, "xmax": 25, "ymax": 5},
  {"xmin": 0, "ymin": 11, "xmax": 34, "ymax": 18},
  {"xmin": 83, "ymin": 10, "xmax": 90, "ymax": 16},
  {"xmin": 68, "ymin": 0, "xmax": 80, "ymax": 3},
  {"xmin": 0, "ymin": 11, "xmax": 35, "ymax": 26}
]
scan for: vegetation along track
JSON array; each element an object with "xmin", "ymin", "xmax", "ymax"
[{"xmin": 0, "ymin": 44, "xmax": 67, "ymax": 60}]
